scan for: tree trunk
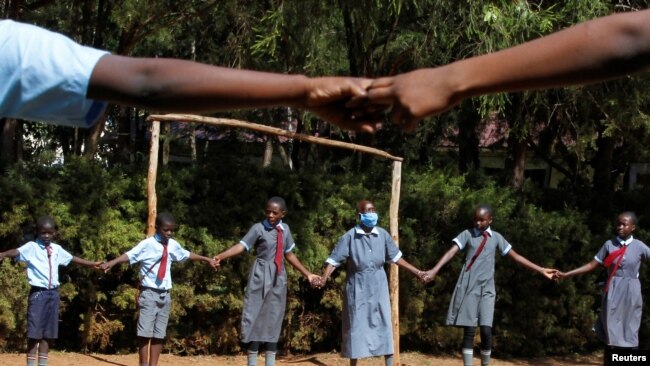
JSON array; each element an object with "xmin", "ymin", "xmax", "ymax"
[
  {"xmin": 263, "ymin": 137, "xmax": 273, "ymax": 167},
  {"xmin": 511, "ymin": 139, "xmax": 527, "ymax": 190},
  {"xmin": 593, "ymin": 133, "xmax": 615, "ymax": 195},
  {"xmin": 162, "ymin": 122, "xmax": 170, "ymax": 166},
  {"xmin": 458, "ymin": 103, "xmax": 480, "ymax": 173},
  {"xmin": 83, "ymin": 115, "xmax": 106, "ymax": 160}
]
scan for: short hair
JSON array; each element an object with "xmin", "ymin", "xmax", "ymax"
[
  {"xmin": 36, "ymin": 215, "xmax": 56, "ymax": 230},
  {"xmin": 619, "ymin": 211, "xmax": 638, "ymax": 225},
  {"xmin": 267, "ymin": 197, "xmax": 287, "ymax": 212},
  {"xmin": 476, "ymin": 204, "xmax": 494, "ymax": 217},
  {"xmin": 155, "ymin": 212, "xmax": 176, "ymax": 227}
]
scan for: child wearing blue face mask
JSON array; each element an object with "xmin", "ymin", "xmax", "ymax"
[{"xmin": 316, "ymin": 199, "xmax": 425, "ymax": 366}]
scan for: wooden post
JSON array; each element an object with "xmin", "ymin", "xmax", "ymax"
[
  {"xmin": 389, "ymin": 160, "xmax": 402, "ymax": 365},
  {"xmin": 146, "ymin": 120, "xmax": 160, "ymax": 237}
]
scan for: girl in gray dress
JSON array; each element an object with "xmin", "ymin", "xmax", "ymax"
[
  {"xmin": 558, "ymin": 211, "xmax": 650, "ymax": 352},
  {"xmin": 317, "ymin": 199, "xmax": 426, "ymax": 366},
  {"xmin": 422, "ymin": 205, "xmax": 557, "ymax": 366},
  {"xmin": 214, "ymin": 197, "xmax": 321, "ymax": 366}
]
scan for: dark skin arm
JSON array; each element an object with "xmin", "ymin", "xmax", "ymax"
[
  {"xmin": 100, "ymin": 253, "xmax": 130, "ymax": 273},
  {"xmin": 285, "ymin": 252, "xmax": 321, "ymax": 284},
  {"xmin": 557, "ymin": 259, "xmax": 600, "ymax": 280},
  {"xmin": 367, "ymin": 9, "xmax": 650, "ymax": 131},
  {"xmin": 213, "ymin": 243, "xmax": 246, "ymax": 266},
  {"xmin": 88, "ymin": 56, "xmax": 378, "ymax": 132},
  {"xmin": 0, "ymin": 249, "xmax": 20, "ymax": 260},
  {"xmin": 71, "ymin": 256, "xmax": 102, "ymax": 269},
  {"xmin": 316, "ymin": 257, "xmax": 425, "ymax": 288},
  {"xmin": 188, "ymin": 252, "xmax": 218, "ymax": 269}
]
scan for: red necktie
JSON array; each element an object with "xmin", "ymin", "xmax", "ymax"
[
  {"xmin": 46, "ymin": 245, "xmax": 53, "ymax": 288},
  {"xmin": 466, "ymin": 231, "xmax": 489, "ymax": 272},
  {"xmin": 274, "ymin": 225, "xmax": 283, "ymax": 274},
  {"xmin": 603, "ymin": 242, "xmax": 629, "ymax": 293},
  {"xmin": 156, "ymin": 240, "xmax": 169, "ymax": 281}
]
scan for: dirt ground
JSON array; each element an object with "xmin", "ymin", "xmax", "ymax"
[{"xmin": 0, "ymin": 351, "xmax": 602, "ymax": 366}]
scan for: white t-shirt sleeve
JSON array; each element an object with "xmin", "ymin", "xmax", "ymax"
[{"xmin": 0, "ymin": 20, "xmax": 109, "ymax": 127}]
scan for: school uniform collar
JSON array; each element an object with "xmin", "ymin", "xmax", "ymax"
[
  {"xmin": 263, "ymin": 219, "xmax": 283, "ymax": 230},
  {"xmin": 35, "ymin": 239, "xmax": 51, "ymax": 249},
  {"xmin": 355, "ymin": 225, "xmax": 379, "ymax": 236},
  {"xmin": 472, "ymin": 227, "xmax": 493, "ymax": 237},
  {"xmin": 153, "ymin": 233, "xmax": 169, "ymax": 245},
  {"xmin": 616, "ymin": 235, "xmax": 633, "ymax": 246}
]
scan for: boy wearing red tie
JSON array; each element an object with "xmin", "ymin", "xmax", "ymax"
[
  {"xmin": 101, "ymin": 212, "xmax": 216, "ymax": 366},
  {"xmin": 0, "ymin": 215, "xmax": 100, "ymax": 366}
]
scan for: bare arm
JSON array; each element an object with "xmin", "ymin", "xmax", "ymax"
[
  {"xmin": 189, "ymin": 252, "xmax": 218, "ymax": 269},
  {"xmin": 394, "ymin": 258, "xmax": 426, "ymax": 282},
  {"xmin": 507, "ymin": 249, "xmax": 557, "ymax": 280},
  {"xmin": 88, "ymin": 56, "xmax": 377, "ymax": 132},
  {"xmin": 213, "ymin": 243, "xmax": 246, "ymax": 266},
  {"xmin": 0, "ymin": 249, "xmax": 20, "ymax": 261},
  {"xmin": 285, "ymin": 252, "xmax": 320, "ymax": 285},
  {"xmin": 368, "ymin": 9, "xmax": 650, "ymax": 130},
  {"xmin": 100, "ymin": 253, "xmax": 130, "ymax": 273},
  {"xmin": 71, "ymin": 256, "xmax": 102, "ymax": 269},
  {"xmin": 557, "ymin": 259, "xmax": 600, "ymax": 280},
  {"xmin": 423, "ymin": 245, "xmax": 460, "ymax": 283}
]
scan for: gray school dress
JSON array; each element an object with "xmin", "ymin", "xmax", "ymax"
[
  {"xmin": 446, "ymin": 228, "xmax": 512, "ymax": 327},
  {"xmin": 593, "ymin": 237, "xmax": 650, "ymax": 347},
  {"xmin": 239, "ymin": 220, "xmax": 295, "ymax": 343},
  {"xmin": 326, "ymin": 225, "xmax": 402, "ymax": 359}
]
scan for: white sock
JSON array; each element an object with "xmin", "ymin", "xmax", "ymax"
[
  {"xmin": 462, "ymin": 348, "xmax": 473, "ymax": 366},
  {"xmin": 480, "ymin": 349, "xmax": 491, "ymax": 366}
]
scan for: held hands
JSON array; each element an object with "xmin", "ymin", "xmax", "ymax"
[
  {"xmin": 99, "ymin": 261, "xmax": 114, "ymax": 273},
  {"xmin": 541, "ymin": 268, "xmax": 560, "ymax": 281}
]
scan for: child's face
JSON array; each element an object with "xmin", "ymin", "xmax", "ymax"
[
  {"xmin": 156, "ymin": 221, "xmax": 176, "ymax": 241},
  {"xmin": 265, "ymin": 202, "xmax": 286, "ymax": 226},
  {"xmin": 616, "ymin": 215, "xmax": 636, "ymax": 239},
  {"xmin": 37, "ymin": 222, "xmax": 56, "ymax": 245},
  {"xmin": 474, "ymin": 208, "xmax": 493, "ymax": 231}
]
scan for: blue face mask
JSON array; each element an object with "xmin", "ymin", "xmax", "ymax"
[{"xmin": 359, "ymin": 212, "xmax": 378, "ymax": 228}]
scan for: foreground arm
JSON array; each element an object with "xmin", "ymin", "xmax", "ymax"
[
  {"xmin": 394, "ymin": 258, "xmax": 427, "ymax": 282},
  {"xmin": 368, "ymin": 9, "xmax": 650, "ymax": 130},
  {"xmin": 507, "ymin": 249, "xmax": 557, "ymax": 280},
  {"xmin": 189, "ymin": 252, "xmax": 218, "ymax": 269},
  {"xmin": 213, "ymin": 243, "xmax": 246, "ymax": 266},
  {"xmin": 422, "ymin": 245, "xmax": 460, "ymax": 283},
  {"xmin": 89, "ymin": 57, "xmax": 377, "ymax": 132},
  {"xmin": 557, "ymin": 259, "xmax": 600, "ymax": 280}
]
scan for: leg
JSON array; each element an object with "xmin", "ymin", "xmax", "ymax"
[
  {"xmin": 479, "ymin": 326, "xmax": 492, "ymax": 366},
  {"xmin": 26, "ymin": 339, "xmax": 39, "ymax": 366},
  {"xmin": 148, "ymin": 338, "xmax": 164, "ymax": 366},
  {"xmin": 138, "ymin": 337, "xmax": 151, "ymax": 366},
  {"xmin": 384, "ymin": 354, "xmax": 394, "ymax": 366},
  {"xmin": 349, "ymin": 359, "xmax": 358, "ymax": 366},
  {"xmin": 462, "ymin": 326, "xmax": 476, "ymax": 366},
  {"xmin": 248, "ymin": 341, "xmax": 260, "ymax": 366},
  {"xmin": 265, "ymin": 342, "xmax": 277, "ymax": 366},
  {"xmin": 37, "ymin": 339, "xmax": 50, "ymax": 366}
]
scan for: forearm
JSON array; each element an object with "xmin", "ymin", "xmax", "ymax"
[
  {"xmin": 72, "ymin": 256, "xmax": 98, "ymax": 267},
  {"xmin": 189, "ymin": 252, "xmax": 213, "ymax": 264},
  {"xmin": 285, "ymin": 253, "xmax": 312, "ymax": 278},
  {"xmin": 452, "ymin": 10, "xmax": 650, "ymax": 101},
  {"xmin": 106, "ymin": 254, "xmax": 130, "ymax": 267},
  {"xmin": 89, "ymin": 57, "xmax": 310, "ymax": 112},
  {"xmin": 321, "ymin": 264, "xmax": 337, "ymax": 282},
  {"xmin": 395, "ymin": 258, "xmax": 422, "ymax": 276},
  {"xmin": 214, "ymin": 244, "xmax": 246, "ymax": 261},
  {"xmin": 0, "ymin": 249, "xmax": 20, "ymax": 260},
  {"xmin": 507, "ymin": 250, "xmax": 545, "ymax": 274},
  {"xmin": 428, "ymin": 246, "xmax": 460, "ymax": 274},
  {"xmin": 563, "ymin": 260, "xmax": 600, "ymax": 278}
]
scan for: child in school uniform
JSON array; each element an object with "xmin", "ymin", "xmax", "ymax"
[
  {"xmin": 100, "ymin": 212, "xmax": 217, "ymax": 366},
  {"xmin": 557, "ymin": 211, "xmax": 650, "ymax": 354},
  {"xmin": 315, "ymin": 199, "xmax": 426, "ymax": 366},
  {"xmin": 422, "ymin": 205, "xmax": 557, "ymax": 366},
  {"xmin": 213, "ymin": 197, "xmax": 320, "ymax": 366},
  {"xmin": 0, "ymin": 215, "xmax": 101, "ymax": 366}
]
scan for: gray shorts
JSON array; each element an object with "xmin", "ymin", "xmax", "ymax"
[{"xmin": 137, "ymin": 287, "xmax": 171, "ymax": 339}]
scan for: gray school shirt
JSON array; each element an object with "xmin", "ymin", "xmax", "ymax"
[
  {"xmin": 593, "ymin": 236, "xmax": 650, "ymax": 347},
  {"xmin": 326, "ymin": 225, "xmax": 403, "ymax": 359},
  {"xmin": 446, "ymin": 227, "xmax": 512, "ymax": 327},
  {"xmin": 239, "ymin": 220, "xmax": 295, "ymax": 343}
]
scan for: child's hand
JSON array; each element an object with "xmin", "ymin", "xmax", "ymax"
[
  {"xmin": 93, "ymin": 261, "xmax": 103, "ymax": 270},
  {"xmin": 213, "ymin": 256, "xmax": 222, "ymax": 267},
  {"xmin": 420, "ymin": 269, "xmax": 437, "ymax": 284},
  {"xmin": 99, "ymin": 262, "xmax": 112, "ymax": 273},
  {"xmin": 541, "ymin": 268, "xmax": 559, "ymax": 281},
  {"xmin": 554, "ymin": 271, "xmax": 566, "ymax": 281},
  {"xmin": 208, "ymin": 257, "xmax": 219, "ymax": 270}
]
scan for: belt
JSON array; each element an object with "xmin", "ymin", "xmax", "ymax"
[
  {"xmin": 30, "ymin": 286, "xmax": 58, "ymax": 291},
  {"xmin": 141, "ymin": 286, "xmax": 170, "ymax": 293}
]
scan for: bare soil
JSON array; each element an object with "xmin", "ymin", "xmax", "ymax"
[{"xmin": 0, "ymin": 351, "xmax": 602, "ymax": 365}]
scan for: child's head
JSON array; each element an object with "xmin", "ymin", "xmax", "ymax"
[
  {"xmin": 36, "ymin": 215, "xmax": 57, "ymax": 245},
  {"xmin": 265, "ymin": 197, "xmax": 287, "ymax": 226},
  {"xmin": 155, "ymin": 212, "xmax": 176, "ymax": 240},
  {"xmin": 616, "ymin": 211, "xmax": 637, "ymax": 239},
  {"xmin": 473, "ymin": 204, "xmax": 493, "ymax": 231},
  {"xmin": 357, "ymin": 200, "xmax": 378, "ymax": 229}
]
